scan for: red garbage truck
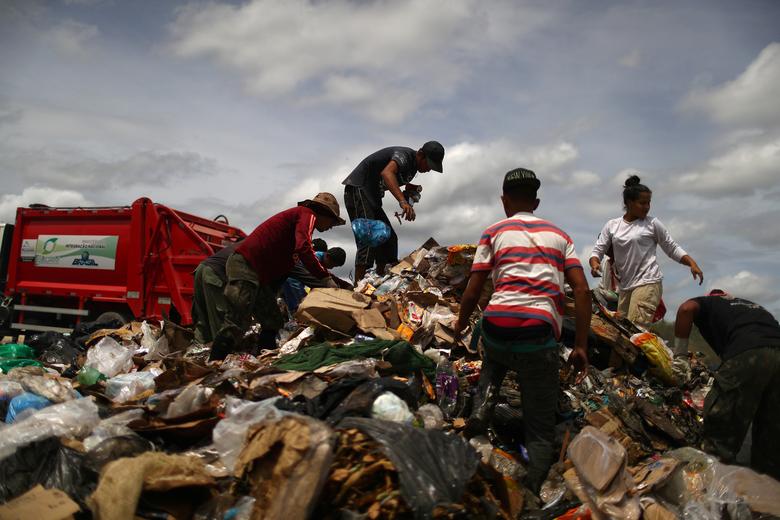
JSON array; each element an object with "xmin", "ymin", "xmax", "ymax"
[{"xmin": 0, "ymin": 198, "xmax": 245, "ymax": 334}]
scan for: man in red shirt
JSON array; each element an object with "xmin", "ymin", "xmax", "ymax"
[{"xmin": 210, "ymin": 192, "xmax": 345, "ymax": 360}]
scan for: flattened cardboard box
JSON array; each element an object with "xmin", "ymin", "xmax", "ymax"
[{"xmin": 0, "ymin": 485, "xmax": 79, "ymax": 520}]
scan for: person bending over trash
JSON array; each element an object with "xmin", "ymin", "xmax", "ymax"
[
  {"xmin": 453, "ymin": 168, "xmax": 591, "ymax": 496},
  {"xmin": 191, "ymin": 239, "xmax": 242, "ymax": 345},
  {"xmin": 343, "ymin": 140, "xmax": 445, "ymax": 281},
  {"xmin": 281, "ymin": 246, "xmax": 348, "ymax": 314},
  {"xmin": 210, "ymin": 193, "xmax": 345, "ymax": 360},
  {"xmin": 673, "ymin": 289, "xmax": 780, "ymax": 480},
  {"xmin": 589, "ymin": 175, "xmax": 703, "ymax": 328}
]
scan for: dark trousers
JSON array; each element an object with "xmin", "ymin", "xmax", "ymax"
[
  {"xmin": 191, "ymin": 264, "xmax": 227, "ymax": 344},
  {"xmin": 211, "ymin": 253, "xmax": 284, "ymax": 359},
  {"xmin": 703, "ymin": 346, "xmax": 780, "ymax": 479},
  {"xmin": 476, "ymin": 347, "xmax": 560, "ymax": 494},
  {"xmin": 343, "ymin": 185, "xmax": 398, "ymax": 267}
]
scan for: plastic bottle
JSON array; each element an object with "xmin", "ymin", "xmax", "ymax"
[{"xmin": 434, "ymin": 351, "xmax": 459, "ymax": 418}]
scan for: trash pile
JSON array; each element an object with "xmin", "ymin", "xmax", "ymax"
[{"xmin": 1, "ymin": 239, "xmax": 779, "ymax": 520}]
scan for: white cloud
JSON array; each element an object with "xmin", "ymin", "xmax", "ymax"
[
  {"xmin": 0, "ymin": 147, "xmax": 221, "ymax": 192},
  {"xmin": 570, "ymin": 170, "xmax": 600, "ymax": 187},
  {"xmin": 45, "ymin": 19, "xmax": 100, "ymax": 57},
  {"xmin": 619, "ymin": 49, "xmax": 641, "ymax": 68},
  {"xmin": 0, "ymin": 187, "xmax": 92, "ymax": 223},
  {"xmin": 168, "ymin": 0, "xmax": 552, "ymax": 123},
  {"xmin": 708, "ymin": 270, "xmax": 780, "ymax": 306},
  {"xmin": 672, "ymin": 137, "xmax": 780, "ymax": 197},
  {"xmin": 683, "ymin": 42, "xmax": 780, "ymax": 129}
]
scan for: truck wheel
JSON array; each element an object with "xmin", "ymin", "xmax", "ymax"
[{"xmin": 95, "ymin": 311, "xmax": 129, "ymax": 325}]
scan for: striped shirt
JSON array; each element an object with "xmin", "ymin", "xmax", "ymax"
[{"xmin": 472, "ymin": 212, "xmax": 583, "ymax": 339}]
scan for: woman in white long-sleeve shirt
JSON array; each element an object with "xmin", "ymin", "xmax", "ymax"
[{"xmin": 589, "ymin": 175, "xmax": 703, "ymax": 327}]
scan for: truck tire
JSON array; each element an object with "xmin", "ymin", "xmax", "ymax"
[{"xmin": 95, "ymin": 311, "xmax": 129, "ymax": 325}]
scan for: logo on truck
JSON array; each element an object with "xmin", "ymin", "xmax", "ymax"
[
  {"xmin": 41, "ymin": 237, "xmax": 58, "ymax": 255},
  {"xmin": 72, "ymin": 250, "xmax": 98, "ymax": 266}
]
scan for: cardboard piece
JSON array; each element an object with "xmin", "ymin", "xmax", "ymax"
[
  {"xmin": 632, "ymin": 458, "xmax": 680, "ymax": 494},
  {"xmin": 0, "ymin": 485, "xmax": 79, "ymax": 520},
  {"xmin": 296, "ymin": 288, "xmax": 397, "ymax": 339},
  {"xmin": 235, "ymin": 415, "xmax": 336, "ymax": 520},
  {"xmin": 567, "ymin": 426, "xmax": 641, "ymax": 520},
  {"xmin": 88, "ymin": 452, "xmax": 215, "ymax": 519},
  {"xmin": 296, "ymin": 289, "xmax": 373, "ymax": 335}
]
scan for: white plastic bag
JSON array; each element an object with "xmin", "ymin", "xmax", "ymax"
[
  {"xmin": 211, "ymin": 396, "xmax": 291, "ymax": 473},
  {"xmin": 165, "ymin": 384, "xmax": 213, "ymax": 419},
  {"xmin": 85, "ymin": 337, "xmax": 134, "ymax": 377},
  {"xmin": 105, "ymin": 370, "xmax": 160, "ymax": 403},
  {"xmin": 371, "ymin": 392, "xmax": 414, "ymax": 424},
  {"xmin": 0, "ymin": 397, "xmax": 100, "ymax": 461}
]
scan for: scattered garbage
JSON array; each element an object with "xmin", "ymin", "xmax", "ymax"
[
  {"xmin": 0, "ymin": 238, "xmax": 776, "ymax": 519},
  {"xmin": 84, "ymin": 337, "xmax": 134, "ymax": 377}
]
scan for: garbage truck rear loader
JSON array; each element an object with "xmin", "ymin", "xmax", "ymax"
[{"xmin": 0, "ymin": 198, "xmax": 245, "ymax": 334}]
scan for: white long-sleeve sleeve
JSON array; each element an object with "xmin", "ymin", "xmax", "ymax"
[{"xmin": 653, "ymin": 218, "xmax": 687, "ymax": 263}]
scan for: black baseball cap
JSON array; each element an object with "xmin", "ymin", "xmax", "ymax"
[
  {"xmin": 421, "ymin": 141, "xmax": 445, "ymax": 172},
  {"xmin": 503, "ymin": 167, "xmax": 541, "ymax": 191},
  {"xmin": 327, "ymin": 247, "xmax": 346, "ymax": 267}
]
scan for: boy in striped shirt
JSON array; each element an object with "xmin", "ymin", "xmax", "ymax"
[{"xmin": 454, "ymin": 168, "xmax": 591, "ymax": 495}]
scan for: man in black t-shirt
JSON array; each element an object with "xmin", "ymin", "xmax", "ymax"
[
  {"xmin": 673, "ymin": 289, "xmax": 780, "ymax": 478},
  {"xmin": 342, "ymin": 141, "xmax": 445, "ymax": 280}
]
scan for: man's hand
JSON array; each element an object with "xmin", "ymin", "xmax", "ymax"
[
  {"xmin": 451, "ymin": 317, "xmax": 467, "ymax": 342},
  {"xmin": 568, "ymin": 347, "xmax": 589, "ymax": 384},
  {"xmin": 400, "ymin": 201, "xmax": 416, "ymax": 221},
  {"xmin": 672, "ymin": 356, "xmax": 692, "ymax": 386}
]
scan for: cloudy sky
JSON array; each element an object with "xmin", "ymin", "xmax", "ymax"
[{"xmin": 1, "ymin": 0, "xmax": 779, "ymax": 316}]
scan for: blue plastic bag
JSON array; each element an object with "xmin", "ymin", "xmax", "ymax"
[
  {"xmin": 6, "ymin": 392, "xmax": 52, "ymax": 423},
  {"xmin": 351, "ymin": 218, "xmax": 391, "ymax": 248}
]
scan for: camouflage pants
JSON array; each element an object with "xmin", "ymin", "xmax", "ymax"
[
  {"xmin": 191, "ymin": 263, "xmax": 227, "ymax": 344},
  {"xmin": 703, "ymin": 346, "xmax": 780, "ymax": 479},
  {"xmin": 214, "ymin": 253, "xmax": 284, "ymax": 352}
]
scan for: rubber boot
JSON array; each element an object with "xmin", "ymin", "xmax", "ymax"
[{"xmin": 465, "ymin": 358, "xmax": 506, "ymax": 438}]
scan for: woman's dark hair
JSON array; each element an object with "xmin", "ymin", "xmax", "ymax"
[{"xmin": 623, "ymin": 175, "xmax": 651, "ymax": 209}]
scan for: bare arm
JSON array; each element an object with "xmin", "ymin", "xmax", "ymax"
[
  {"xmin": 680, "ymin": 255, "xmax": 704, "ymax": 285},
  {"xmin": 454, "ymin": 270, "xmax": 490, "ymax": 334},
  {"xmin": 380, "ymin": 161, "xmax": 415, "ymax": 221},
  {"xmin": 565, "ymin": 266, "xmax": 591, "ymax": 381},
  {"xmin": 674, "ymin": 299, "xmax": 700, "ymax": 340}
]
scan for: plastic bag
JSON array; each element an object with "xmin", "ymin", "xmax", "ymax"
[
  {"xmin": 164, "ymin": 384, "xmax": 213, "ymax": 419},
  {"xmin": 141, "ymin": 320, "xmax": 170, "ymax": 361},
  {"xmin": 351, "ymin": 218, "xmax": 392, "ymax": 248},
  {"xmin": 371, "ymin": 392, "xmax": 414, "ymax": 423},
  {"xmin": 339, "ymin": 417, "xmax": 480, "ymax": 516},
  {"xmin": 0, "ymin": 380, "xmax": 24, "ymax": 401},
  {"xmin": 18, "ymin": 375, "xmax": 79, "ymax": 403},
  {"xmin": 211, "ymin": 396, "xmax": 291, "ymax": 473},
  {"xmin": 0, "ymin": 397, "xmax": 100, "ymax": 461},
  {"xmin": 659, "ymin": 447, "xmax": 780, "ymax": 519},
  {"xmin": 0, "ymin": 437, "xmax": 96, "ymax": 506},
  {"xmin": 0, "ymin": 344, "xmax": 41, "ymax": 374},
  {"xmin": 416, "ymin": 403, "xmax": 445, "ymax": 430},
  {"xmin": 0, "ymin": 343, "xmax": 36, "ymax": 359},
  {"xmin": 83, "ymin": 409, "xmax": 145, "ymax": 451},
  {"xmin": 77, "ymin": 365, "xmax": 107, "ymax": 386},
  {"xmin": 105, "ymin": 370, "xmax": 159, "ymax": 403},
  {"xmin": 5, "ymin": 392, "xmax": 52, "ymax": 423},
  {"xmin": 26, "ymin": 332, "xmax": 82, "ymax": 366},
  {"xmin": 84, "ymin": 336, "xmax": 134, "ymax": 377},
  {"xmin": 630, "ymin": 332, "xmax": 675, "ymax": 385}
]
